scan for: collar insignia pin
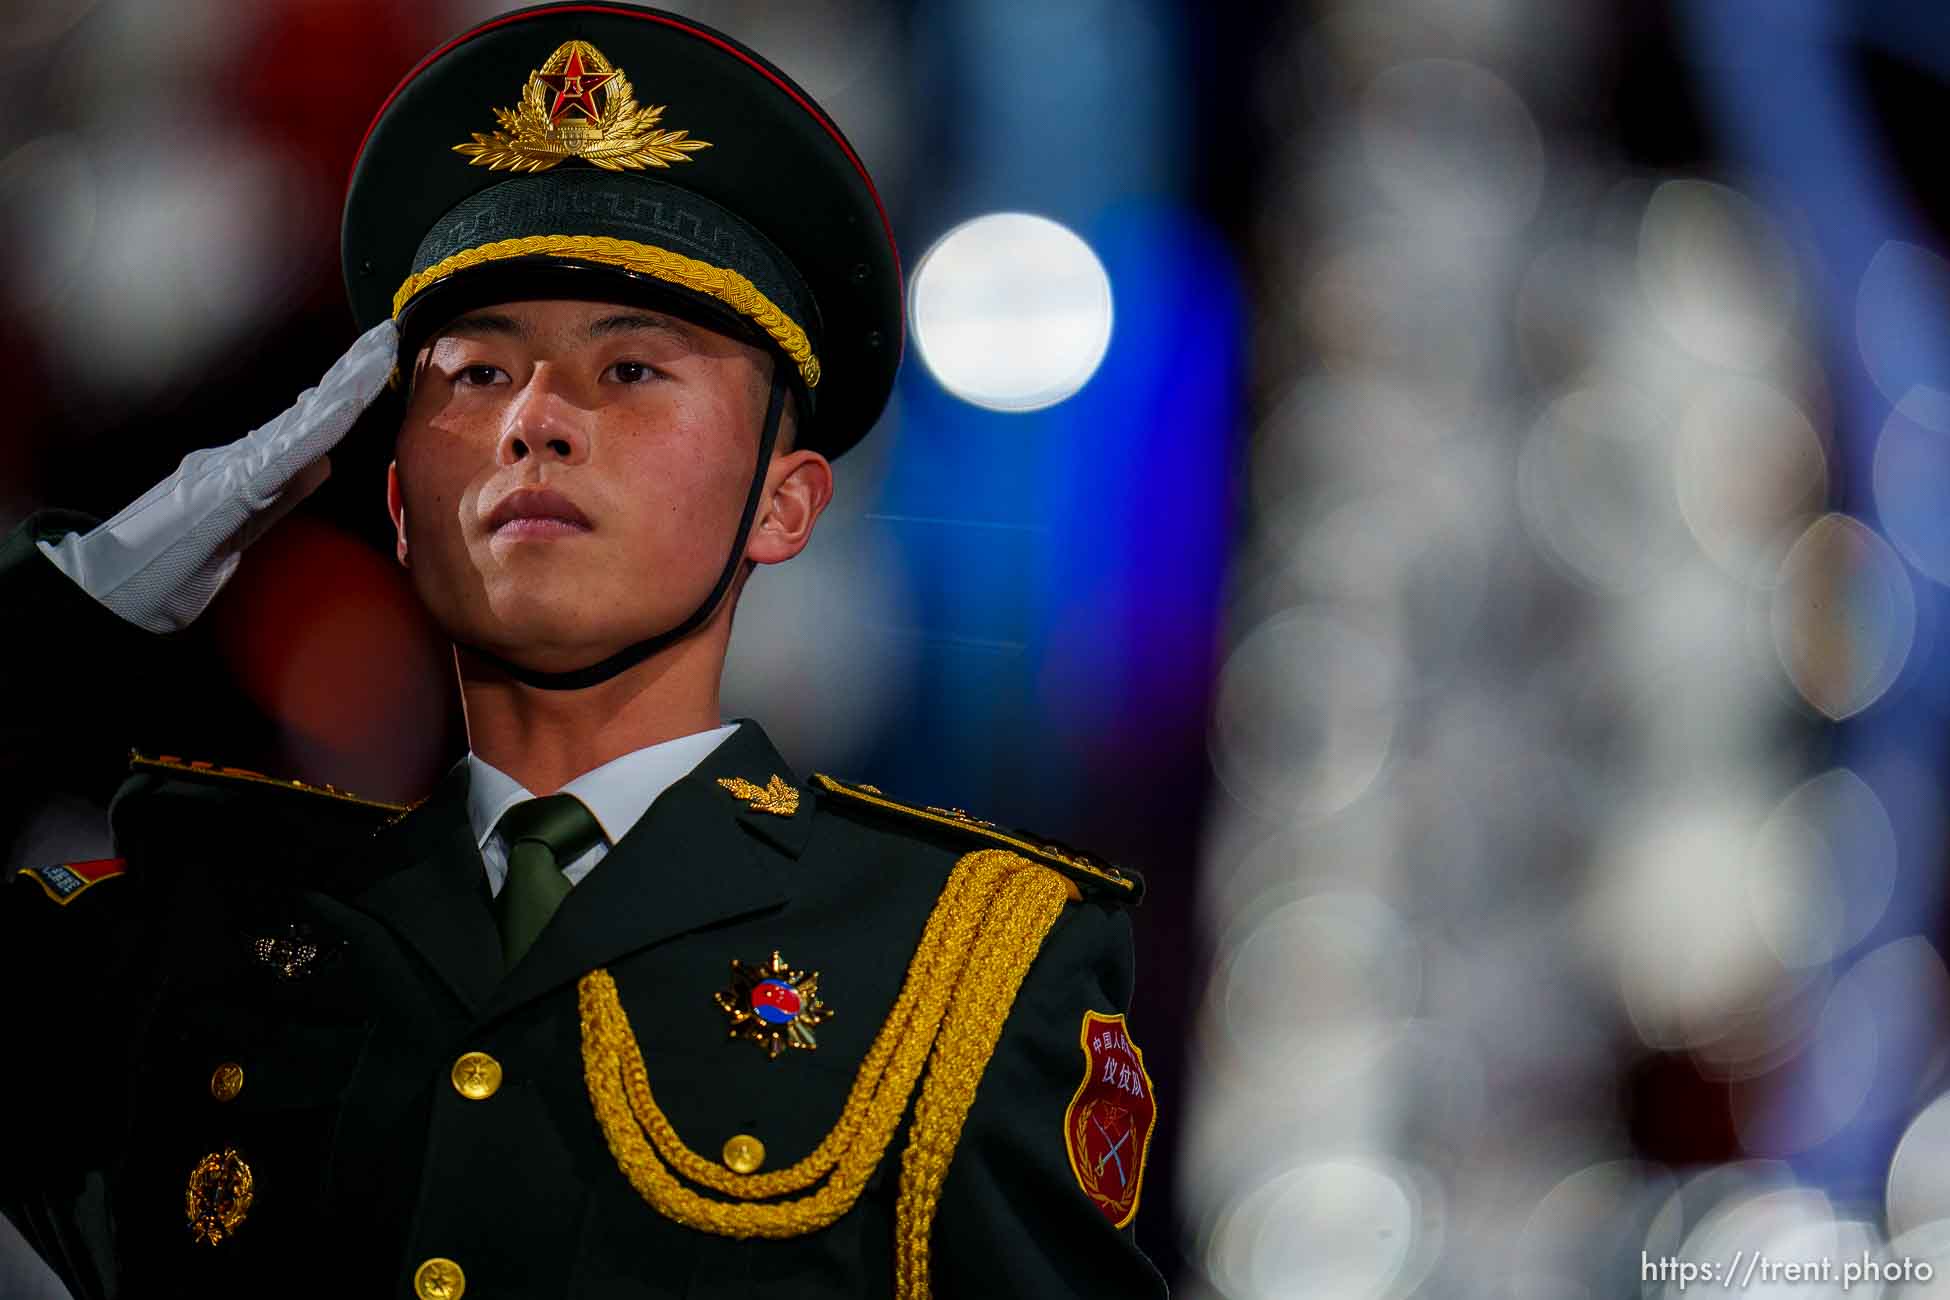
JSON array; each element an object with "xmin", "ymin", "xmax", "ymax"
[
  {"xmin": 714, "ymin": 950, "xmax": 831, "ymax": 1057},
  {"xmin": 716, "ymin": 774, "xmax": 799, "ymax": 817},
  {"xmin": 454, "ymin": 39, "xmax": 712, "ymax": 173}
]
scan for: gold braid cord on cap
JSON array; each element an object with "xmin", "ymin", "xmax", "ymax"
[
  {"xmin": 579, "ymin": 848, "xmax": 1071, "ymax": 1299},
  {"xmin": 391, "ymin": 234, "xmax": 821, "ymax": 391}
]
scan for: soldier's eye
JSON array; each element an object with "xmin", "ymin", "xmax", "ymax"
[
  {"xmin": 608, "ymin": 360, "xmax": 656, "ymax": 384},
  {"xmin": 457, "ymin": 364, "xmax": 504, "ymax": 387}
]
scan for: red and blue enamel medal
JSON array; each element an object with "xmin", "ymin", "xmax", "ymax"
[{"xmin": 714, "ymin": 950, "xmax": 831, "ymax": 1058}]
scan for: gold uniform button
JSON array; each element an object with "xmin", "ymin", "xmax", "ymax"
[
  {"xmin": 722, "ymin": 1133, "xmax": 766, "ymax": 1174},
  {"xmin": 209, "ymin": 1062, "xmax": 244, "ymax": 1103},
  {"xmin": 450, "ymin": 1052, "xmax": 502, "ymax": 1101},
  {"xmin": 414, "ymin": 1256, "xmax": 465, "ymax": 1299}
]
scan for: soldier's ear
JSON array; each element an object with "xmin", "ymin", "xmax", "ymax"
[
  {"xmin": 385, "ymin": 461, "xmax": 409, "ymax": 567},
  {"xmin": 745, "ymin": 449, "xmax": 832, "ymax": 568}
]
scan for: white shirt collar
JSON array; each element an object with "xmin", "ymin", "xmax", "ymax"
[{"xmin": 465, "ymin": 721, "xmax": 742, "ymax": 850}]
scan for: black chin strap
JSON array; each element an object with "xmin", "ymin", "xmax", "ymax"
[{"xmin": 459, "ymin": 369, "xmax": 789, "ymax": 691}]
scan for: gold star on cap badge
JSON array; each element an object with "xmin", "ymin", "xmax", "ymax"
[
  {"xmin": 453, "ymin": 39, "xmax": 712, "ymax": 173},
  {"xmin": 716, "ymin": 774, "xmax": 799, "ymax": 817}
]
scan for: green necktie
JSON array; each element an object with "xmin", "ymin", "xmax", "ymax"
[{"xmin": 493, "ymin": 793, "xmax": 607, "ymax": 971}]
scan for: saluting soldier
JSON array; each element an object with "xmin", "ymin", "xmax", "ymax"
[{"xmin": 0, "ymin": 4, "xmax": 1166, "ymax": 1298}]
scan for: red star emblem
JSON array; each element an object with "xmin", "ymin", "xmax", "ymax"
[{"xmin": 536, "ymin": 48, "xmax": 617, "ymax": 124}]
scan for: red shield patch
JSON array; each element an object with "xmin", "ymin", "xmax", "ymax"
[
  {"xmin": 1063, "ymin": 1010, "xmax": 1157, "ymax": 1228},
  {"xmin": 19, "ymin": 857, "xmax": 127, "ymax": 906}
]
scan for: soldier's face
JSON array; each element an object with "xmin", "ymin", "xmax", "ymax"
[{"xmin": 387, "ymin": 297, "xmax": 785, "ymax": 672}]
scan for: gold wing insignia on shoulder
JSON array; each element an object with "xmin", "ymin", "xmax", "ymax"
[{"xmin": 808, "ymin": 773, "xmax": 1143, "ymax": 904}]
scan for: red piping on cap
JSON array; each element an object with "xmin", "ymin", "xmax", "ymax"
[{"xmin": 346, "ymin": 4, "xmax": 903, "ymax": 297}]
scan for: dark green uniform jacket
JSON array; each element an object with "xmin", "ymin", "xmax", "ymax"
[{"xmin": 0, "ymin": 512, "xmax": 1167, "ymax": 1299}]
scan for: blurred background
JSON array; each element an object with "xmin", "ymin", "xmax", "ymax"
[{"xmin": 11, "ymin": 0, "xmax": 1950, "ymax": 1296}]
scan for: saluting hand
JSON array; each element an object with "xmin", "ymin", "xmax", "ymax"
[{"xmin": 37, "ymin": 319, "xmax": 399, "ymax": 633}]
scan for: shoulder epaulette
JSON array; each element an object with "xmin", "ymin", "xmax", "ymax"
[
  {"xmin": 127, "ymin": 750, "xmax": 415, "ymax": 816},
  {"xmin": 809, "ymin": 773, "xmax": 1144, "ymax": 905}
]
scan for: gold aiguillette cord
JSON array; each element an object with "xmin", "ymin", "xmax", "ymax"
[{"xmin": 579, "ymin": 848, "xmax": 1070, "ymax": 1299}]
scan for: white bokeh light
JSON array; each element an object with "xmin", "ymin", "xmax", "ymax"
[
  {"xmin": 908, "ymin": 211, "xmax": 1113, "ymax": 411},
  {"xmin": 1887, "ymin": 1091, "xmax": 1950, "ymax": 1238},
  {"xmin": 1770, "ymin": 513, "xmax": 1918, "ymax": 720},
  {"xmin": 1205, "ymin": 1156, "xmax": 1442, "ymax": 1300}
]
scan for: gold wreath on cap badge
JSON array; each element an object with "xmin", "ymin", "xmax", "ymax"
[
  {"xmin": 454, "ymin": 39, "xmax": 712, "ymax": 173},
  {"xmin": 185, "ymin": 1146, "xmax": 254, "ymax": 1245}
]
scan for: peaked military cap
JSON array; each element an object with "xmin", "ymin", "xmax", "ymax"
[{"xmin": 342, "ymin": 2, "xmax": 903, "ymax": 459}]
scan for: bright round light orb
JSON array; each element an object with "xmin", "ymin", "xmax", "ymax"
[{"xmin": 908, "ymin": 212, "xmax": 1113, "ymax": 412}]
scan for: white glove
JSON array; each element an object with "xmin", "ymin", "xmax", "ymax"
[{"xmin": 38, "ymin": 319, "xmax": 399, "ymax": 633}]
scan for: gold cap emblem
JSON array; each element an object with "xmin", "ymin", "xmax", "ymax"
[{"xmin": 454, "ymin": 40, "xmax": 712, "ymax": 173}]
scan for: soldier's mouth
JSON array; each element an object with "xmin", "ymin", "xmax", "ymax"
[
  {"xmin": 493, "ymin": 516, "xmax": 592, "ymax": 541},
  {"xmin": 484, "ymin": 486, "xmax": 595, "ymax": 538}
]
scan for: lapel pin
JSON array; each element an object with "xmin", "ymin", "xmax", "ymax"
[
  {"xmin": 716, "ymin": 774, "xmax": 800, "ymax": 817},
  {"xmin": 714, "ymin": 950, "xmax": 831, "ymax": 1057}
]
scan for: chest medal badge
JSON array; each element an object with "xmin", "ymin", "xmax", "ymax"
[
  {"xmin": 185, "ymin": 1147, "xmax": 254, "ymax": 1245},
  {"xmin": 714, "ymin": 950, "xmax": 831, "ymax": 1057},
  {"xmin": 247, "ymin": 923, "xmax": 335, "ymax": 981},
  {"xmin": 1064, "ymin": 1011, "xmax": 1158, "ymax": 1228}
]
